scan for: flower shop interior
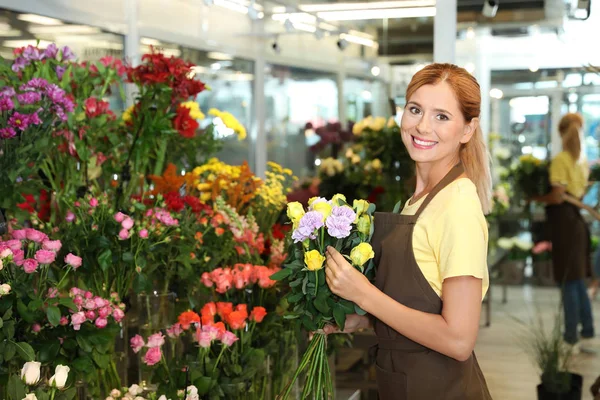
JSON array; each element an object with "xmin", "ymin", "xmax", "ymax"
[{"xmin": 2, "ymin": 0, "xmax": 600, "ymax": 399}]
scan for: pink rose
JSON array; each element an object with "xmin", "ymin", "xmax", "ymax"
[
  {"xmin": 84, "ymin": 291, "xmax": 93, "ymax": 299},
  {"xmin": 118, "ymin": 229, "xmax": 130, "ymax": 240},
  {"xmin": 89, "ymin": 198, "xmax": 99, "ymax": 207},
  {"xmin": 98, "ymin": 306, "xmax": 111, "ymax": 318},
  {"xmin": 95, "ymin": 317, "xmax": 108, "ymax": 328},
  {"xmin": 26, "ymin": 228, "xmax": 47, "ymax": 243},
  {"xmin": 220, "ymin": 331, "xmax": 239, "ymax": 347},
  {"xmin": 166, "ymin": 323, "xmax": 183, "ymax": 339},
  {"xmin": 22, "ymin": 259, "xmax": 39, "ymax": 274},
  {"xmin": 47, "ymin": 288, "xmax": 58, "ymax": 299},
  {"xmin": 71, "ymin": 311, "xmax": 86, "ymax": 330},
  {"xmin": 84, "ymin": 299, "xmax": 97, "ymax": 310},
  {"xmin": 12, "ymin": 249, "xmax": 24, "ymax": 266},
  {"xmin": 110, "ymin": 292, "xmax": 120, "ymax": 301},
  {"xmin": 144, "ymin": 347, "xmax": 162, "ymax": 366},
  {"xmin": 74, "ymin": 201, "xmax": 81, "ymax": 207},
  {"xmin": 42, "ymin": 240, "xmax": 62, "ymax": 252},
  {"xmin": 202, "ymin": 324, "xmax": 220, "ymax": 341},
  {"xmin": 112, "ymin": 308, "xmax": 125, "ymax": 322},
  {"xmin": 11, "ymin": 229, "xmax": 27, "ymax": 240},
  {"xmin": 0, "ymin": 246, "xmax": 12, "ymax": 259},
  {"xmin": 59, "ymin": 316, "xmax": 69, "ymax": 326},
  {"xmin": 196, "ymin": 331, "xmax": 212, "ymax": 348},
  {"xmin": 130, "ymin": 334, "xmax": 145, "ymax": 353},
  {"xmin": 85, "ymin": 311, "xmax": 96, "ymax": 320},
  {"xmin": 4, "ymin": 240, "xmax": 22, "ymax": 251},
  {"xmin": 32, "ymin": 323, "xmax": 41, "ymax": 333},
  {"xmin": 114, "ymin": 212, "xmax": 126, "ymax": 223},
  {"xmin": 138, "ymin": 229, "xmax": 149, "ymax": 239},
  {"xmin": 201, "ymin": 272, "xmax": 213, "ymax": 288},
  {"xmin": 146, "ymin": 332, "xmax": 165, "ymax": 348},
  {"xmin": 65, "ymin": 253, "xmax": 82, "ymax": 269},
  {"xmin": 73, "ymin": 295, "xmax": 83, "ymax": 307},
  {"xmin": 34, "ymin": 249, "xmax": 56, "ymax": 265},
  {"xmin": 65, "ymin": 211, "xmax": 76, "ymax": 222},
  {"xmin": 94, "ymin": 297, "xmax": 107, "ymax": 309},
  {"xmin": 70, "ymin": 287, "xmax": 84, "ymax": 297},
  {"xmin": 121, "ymin": 217, "xmax": 134, "ymax": 230}
]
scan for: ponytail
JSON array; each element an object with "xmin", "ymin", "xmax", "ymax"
[
  {"xmin": 460, "ymin": 126, "xmax": 492, "ymax": 214},
  {"xmin": 562, "ymin": 123, "xmax": 581, "ymax": 161}
]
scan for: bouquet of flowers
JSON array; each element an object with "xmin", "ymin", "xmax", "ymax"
[
  {"xmin": 272, "ymin": 194, "xmax": 375, "ymax": 399},
  {"xmin": 510, "ymin": 155, "xmax": 550, "ymax": 199}
]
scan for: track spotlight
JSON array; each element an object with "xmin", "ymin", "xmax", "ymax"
[{"xmin": 337, "ymin": 38, "xmax": 349, "ymax": 50}]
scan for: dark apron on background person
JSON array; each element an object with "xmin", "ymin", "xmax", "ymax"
[
  {"xmin": 370, "ymin": 163, "xmax": 492, "ymax": 400},
  {"xmin": 545, "ymin": 201, "xmax": 591, "ymax": 283}
]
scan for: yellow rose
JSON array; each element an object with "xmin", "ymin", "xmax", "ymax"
[
  {"xmin": 287, "ymin": 202, "xmax": 305, "ymax": 225},
  {"xmin": 308, "ymin": 197, "xmax": 321, "ymax": 207},
  {"xmin": 356, "ymin": 214, "xmax": 372, "ymax": 236},
  {"xmin": 369, "ymin": 117, "xmax": 386, "ymax": 131},
  {"xmin": 351, "ymin": 154, "xmax": 361, "ymax": 165},
  {"xmin": 312, "ymin": 201, "xmax": 332, "ymax": 221},
  {"xmin": 353, "ymin": 199, "xmax": 370, "ymax": 219},
  {"xmin": 331, "ymin": 194, "xmax": 346, "ymax": 206},
  {"xmin": 350, "ymin": 243, "xmax": 375, "ymax": 267},
  {"xmin": 305, "ymin": 250, "xmax": 326, "ymax": 271},
  {"xmin": 387, "ymin": 116, "xmax": 397, "ymax": 128},
  {"xmin": 371, "ymin": 159, "xmax": 382, "ymax": 170}
]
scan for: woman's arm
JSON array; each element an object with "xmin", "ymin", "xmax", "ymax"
[{"xmin": 532, "ymin": 185, "xmax": 565, "ymax": 205}]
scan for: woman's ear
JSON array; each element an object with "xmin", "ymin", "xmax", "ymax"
[{"xmin": 460, "ymin": 117, "xmax": 479, "ymax": 144}]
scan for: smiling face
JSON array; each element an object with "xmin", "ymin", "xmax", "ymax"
[{"xmin": 401, "ymin": 81, "xmax": 478, "ymax": 166}]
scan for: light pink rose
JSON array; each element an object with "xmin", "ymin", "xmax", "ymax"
[
  {"xmin": 34, "ymin": 249, "xmax": 56, "ymax": 265},
  {"xmin": 12, "ymin": 249, "xmax": 24, "ymax": 266},
  {"xmin": 95, "ymin": 317, "xmax": 108, "ymax": 328},
  {"xmin": 26, "ymin": 228, "xmax": 47, "ymax": 243},
  {"xmin": 196, "ymin": 331, "xmax": 212, "ymax": 348},
  {"xmin": 167, "ymin": 323, "xmax": 184, "ymax": 338},
  {"xmin": 89, "ymin": 198, "xmax": 99, "ymax": 207},
  {"xmin": 73, "ymin": 295, "xmax": 83, "ymax": 307},
  {"xmin": 94, "ymin": 297, "xmax": 108, "ymax": 309},
  {"xmin": 70, "ymin": 287, "xmax": 84, "ymax": 297},
  {"xmin": 71, "ymin": 312, "xmax": 86, "ymax": 330},
  {"xmin": 84, "ymin": 299, "xmax": 97, "ymax": 310},
  {"xmin": 201, "ymin": 272, "xmax": 213, "ymax": 288},
  {"xmin": 118, "ymin": 229, "xmax": 130, "ymax": 240},
  {"xmin": 11, "ymin": 229, "xmax": 27, "ymax": 240},
  {"xmin": 138, "ymin": 229, "xmax": 149, "ymax": 239},
  {"xmin": 130, "ymin": 334, "xmax": 145, "ymax": 353},
  {"xmin": 4, "ymin": 240, "xmax": 22, "ymax": 251},
  {"xmin": 65, "ymin": 253, "xmax": 82, "ymax": 269},
  {"xmin": 220, "ymin": 331, "xmax": 239, "ymax": 347},
  {"xmin": 112, "ymin": 308, "xmax": 125, "ymax": 322},
  {"xmin": 121, "ymin": 218, "xmax": 134, "ymax": 230},
  {"xmin": 22, "ymin": 259, "xmax": 39, "ymax": 274},
  {"xmin": 42, "ymin": 240, "xmax": 62, "ymax": 252},
  {"xmin": 32, "ymin": 323, "xmax": 41, "ymax": 333},
  {"xmin": 47, "ymin": 288, "xmax": 58, "ymax": 299},
  {"xmin": 65, "ymin": 211, "xmax": 76, "ymax": 222},
  {"xmin": 143, "ymin": 347, "xmax": 162, "ymax": 366},
  {"xmin": 98, "ymin": 306, "xmax": 111, "ymax": 318},
  {"xmin": 114, "ymin": 212, "xmax": 126, "ymax": 223},
  {"xmin": 0, "ymin": 247, "xmax": 12, "ymax": 259},
  {"xmin": 146, "ymin": 332, "xmax": 165, "ymax": 348},
  {"xmin": 85, "ymin": 311, "xmax": 96, "ymax": 320},
  {"xmin": 59, "ymin": 316, "xmax": 69, "ymax": 326},
  {"xmin": 202, "ymin": 324, "xmax": 220, "ymax": 341}
]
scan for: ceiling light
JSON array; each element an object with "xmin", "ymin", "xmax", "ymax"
[
  {"xmin": 214, "ymin": 0, "xmax": 249, "ymax": 14},
  {"xmin": 29, "ymin": 25, "xmax": 101, "ymax": 35},
  {"xmin": 272, "ymin": 13, "xmax": 316, "ymax": 24},
  {"xmin": 489, "ymin": 88, "xmax": 504, "ymax": 99},
  {"xmin": 371, "ymin": 66, "xmax": 381, "ymax": 76},
  {"xmin": 298, "ymin": 1, "xmax": 436, "ymax": 12},
  {"xmin": 340, "ymin": 33, "xmax": 377, "ymax": 47},
  {"xmin": 141, "ymin": 37, "xmax": 162, "ymax": 46},
  {"xmin": 466, "ymin": 27, "xmax": 475, "ymax": 39},
  {"xmin": 529, "ymin": 65, "xmax": 539, "ymax": 72},
  {"xmin": 204, "ymin": 0, "xmax": 214, "ymax": 5},
  {"xmin": 294, "ymin": 23, "xmax": 317, "ymax": 33},
  {"xmin": 0, "ymin": 29, "xmax": 22, "ymax": 37},
  {"xmin": 317, "ymin": 7, "xmax": 436, "ymax": 21},
  {"xmin": 17, "ymin": 14, "xmax": 63, "ymax": 25},
  {"xmin": 208, "ymin": 51, "xmax": 234, "ymax": 61},
  {"xmin": 3, "ymin": 39, "xmax": 54, "ymax": 48}
]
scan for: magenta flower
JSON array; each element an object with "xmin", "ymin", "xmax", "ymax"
[
  {"xmin": 147, "ymin": 332, "xmax": 165, "ymax": 348},
  {"xmin": 32, "ymin": 323, "xmax": 41, "ymax": 333},
  {"xmin": 23, "ymin": 45, "xmax": 43, "ymax": 61},
  {"xmin": 118, "ymin": 229, "xmax": 130, "ymax": 240},
  {"xmin": 44, "ymin": 43, "xmax": 58, "ymax": 59},
  {"xmin": 71, "ymin": 311, "xmax": 86, "ymax": 330},
  {"xmin": 94, "ymin": 317, "xmax": 108, "ymax": 329},
  {"xmin": 121, "ymin": 217, "xmax": 134, "ymax": 230},
  {"xmin": 84, "ymin": 299, "xmax": 97, "ymax": 310},
  {"xmin": 98, "ymin": 307, "xmax": 111, "ymax": 318},
  {"xmin": 60, "ymin": 46, "xmax": 76, "ymax": 62},
  {"xmin": 55, "ymin": 65, "xmax": 66, "ymax": 79},
  {"xmin": 8, "ymin": 112, "xmax": 31, "ymax": 131},
  {"xmin": 35, "ymin": 250, "xmax": 56, "ymax": 265},
  {"xmin": 25, "ymin": 228, "xmax": 48, "ymax": 243},
  {"xmin": 65, "ymin": 253, "xmax": 82, "ymax": 269},
  {"xmin": 73, "ymin": 295, "xmax": 83, "ymax": 307},
  {"xmin": 42, "ymin": 240, "xmax": 62, "ymax": 252},
  {"xmin": 94, "ymin": 297, "xmax": 108, "ymax": 309},
  {"xmin": 0, "ymin": 87, "xmax": 15, "ymax": 97},
  {"xmin": 27, "ymin": 112, "xmax": 42, "ymax": 126},
  {"xmin": 65, "ymin": 211, "xmax": 76, "ymax": 223},
  {"xmin": 220, "ymin": 331, "xmax": 239, "ymax": 347},
  {"xmin": 89, "ymin": 198, "xmax": 98, "ymax": 207},
  {"xmin": 11, "ymin": 229, "xmax": 27, "ymax": 240},
  {"xmin": 112, "ymin": 308, "xmax": 125, "ymax": 322},
  {"xmin": 0, "ymin": 97, "xmax": 14, "ymax": 111},
  {"xmin": 138, "ymin": 229, "xmax": 149, "ymax": 239},
  {"xmin": 167, "ymin": 323, "xmax": 184, "ymax": 339},
  {"xmin": 59, "ymin": 316, "xmax": 69, "ymax": 326},
  {"xmin": 20, "ymin": 78, "xmax": 48, "ymax": 91},
  {"xmin": 144, "ymin": 347, "xmax": 162, "ymax": 366},
  {"xmin": 12, "ymin": 249, "xmax": 25, "ymax": 266},
  {"xmin": 0, "ymin": 127, "xmax": 16, "ymax": 139},
  {"xmin": 17, "ymin": 92, "xmax": 42, "ymax": 105},
  {"xmin": 85, "ymin": 310, "xmax": 96, "ymax": 320},
  {"xmin": 114, "ymin": 212, "xmax": 126, "ymax": 223},
  {"xmin": 292, "ymin": 211, "xmax": 325, "ymax": 243},
  {"xmin": 11, "ymin": 57, "xmax": 27, "ymax": 72},
  {"xmin": 22, "ymin": 259, "xmax": 39, "ymax": 274},
  {"xmin": 130, "ymin": 334, "xmax": 145, "ymax": 354},
  {"xmin": 4, "ymin": 240, "xmax": 22, "ymax": 251}
]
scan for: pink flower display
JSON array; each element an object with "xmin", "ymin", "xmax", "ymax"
[
  {"xmin": 22, "ymin": 258, "xmax": 39, "ymax": 274},
  {"xmin": 65, "ymin": 253, "xmax": 82, "ymax": 269},
  {"xmin": 25, "ymin": 228, "xmax": 47, "ymax": 243},
  {"xmin": 114, "ymin": 212, "xmax": 126, "ymax": 223},
  {"xmin": 146, "ymin": 332, "xmax": 165, "ymax": 348},
  {"xmin": 144, "ymin": 347, "xmax": 162, "ymax": 366},
  {"xmin": 220, "ymin": 331, "xmax": 239, "ymax": 347},
  {"xmin": 71, "ymin": 311, "xmax": 86, "ymax": 330},
  {"xmin": 130, "ymin": 335, "xmax": 145, "ymax": 353},
  {"xmin": 95, "ymin": 317, "xmax": 108, "ymax": 328},
  {"xmin": 121, "ymin": 217, "xmax": 134, "ymax": 230},
  {"xmin": 118, "ymin": 229, "xmax": 130, "ymax": 240},
  {"xmin": 138, "ymin": 229, "xmax": 149, "ymax": 239},
  {"xmin": 11, "ymin": 229, "xmax": 27, "ymax": 240},
  {"xmin": 34, "ymin": 249, "xmax": 56, "ymax": 265},
  {"xmin": 166, "ymin": 323, "xmax": 183, "ymax": 338},
  {"xmin": 42, "ymin": 240, "xmax": 62, "ymax": 252}
]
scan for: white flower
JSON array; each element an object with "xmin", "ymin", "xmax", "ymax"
[
  {"xmin": 497, "ymin": 237, "xmax": 514, "ymax": 250},
  {"xmin": 494, "ymin": 146, "xmax": 511, "ymax": 160},
  {"xmin": 105, "ymin": 397, "xmax": 113, "ymax": 400},
  {"xmin": 0, "ymin": 247, "xmax": 12, "ymax": 259},
  {"xmin": 111, "ymin": 389, "xmax": 122, "ymax": 398},
  {"xmin": 186, "ymin": 386, "xmax": 199, "ymax": 400},
  {"xmin": 21, "ymin": 361, "xmax": 41, "ymax": 385},
  {"xmin": 49, "ymin": 365, "xmax": 70, "ymax": 389},
  {"xmin": 514, "ymin": 238, "xmax": 533, "ymax": 251},
  {"xmin": 128, "ymin": 384, "xmax": 144, "ymax": 396},
  {"xmin": 158, "ymin": 396, "xmax": 168, "ymax": 400},
  {"xmin": 134, "ymin": 397, "xmax": 145, "ymax": 400},
  {"xmin": 22, "ymin": 394, "xmax": 37, "ymax": 400},
  {"xmin": 0, "ymin": 283, "xmax": 9, "ymax": 296}
]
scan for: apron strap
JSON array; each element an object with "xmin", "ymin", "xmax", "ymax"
[{"xmin": 414, "ymin": 162, "xmax": 465, "ymax": 218}]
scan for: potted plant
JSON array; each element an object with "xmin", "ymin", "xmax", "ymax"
[
  {"xmin": 532, "ymin": 241, "xmax": 554, "ymax": 286},
  {"xmin": 497, "ymin": 236, "xmax": 533, "ymax": 284}
]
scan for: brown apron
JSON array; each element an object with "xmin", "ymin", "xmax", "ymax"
[
  {"xmin": 545, "ymin": 201, "xmax": 590, "ymax": 283},
  {"xmin": 371, "ymin": 163, "xmax": 492, "ymax": 400}
]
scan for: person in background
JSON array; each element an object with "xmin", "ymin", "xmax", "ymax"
[{"xmin": 534, "ymin": 113, "xmax": 596, "ymax": 353}]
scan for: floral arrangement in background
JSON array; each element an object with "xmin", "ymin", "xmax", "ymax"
[
  {"xmin": 497, "ymin": 236, "xmax": 534, "ymax": 260},
  {"xmin": 510, "ymin": 154, "xmax": 550, "ymax": 199}
]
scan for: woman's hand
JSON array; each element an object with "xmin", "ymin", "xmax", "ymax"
[
  {"xmin": 322, "ymin": 314, "xmax": 371, "ymax": 335},
  {"xmin": 325, "ymin": 246, "xmax": 373, "ymax": 306}
]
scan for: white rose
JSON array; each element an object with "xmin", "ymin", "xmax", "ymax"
[
  {"xmin": 158, "ymin": 396, "xmax": 168, "ymax": 400},
  {"xmin": 22, "ymin": 394, "xmax": 37, "ymax": 400},
  {"xmin": 21, "ymin": 361, "xmax": 41, "ymax": 385},
  {"xmin": 49, "ymin": 365, "xmax": 70, "ymax": 389},
  {"xmin": 111, "ymin": 389, "xmax": 122, "ymax": 398},
  {"xmin": 128, "ymin": 384, "xmax": 143, "ymax": 396},
  {"xmin": 134, "ymin": 397, "xmax": 145, "ymax": 400},
  {"xmin": 494, "ymin": 146, "xmax": 511, "ymax": 160},
  {"xmin": 186, "ymin": 385, "xmax": 198, "ymax": 396},
  {"xmin": 497, "ymin": 237, "xmax": 514, "ymax": 250},
  {"xmin": 0, "ymin": 247, "xmax": 12, "ymax": 259},
  {"xmin": 0, "ymin": 283, "xmax": 10, "ymax": 296},
  {"xmin": 514, "ymin": 238, "xmax": 533, "ymax": 251}
]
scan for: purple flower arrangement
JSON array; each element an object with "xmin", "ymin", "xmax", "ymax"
[{"xmin": 12, "ymin": 44, "xmax": 76, "ymax": 73}]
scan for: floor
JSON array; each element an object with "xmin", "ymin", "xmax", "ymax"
[{"xmin": 475, "ymin": 284, "xmax": 600, "ymax": 400}]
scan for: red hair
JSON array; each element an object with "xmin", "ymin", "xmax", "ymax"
[
  {"xmin": 405, "ymin": 63, "xmax": 492, "ymax": 214},
  {"xmin": 558, "ymin": 113, "xmax": 583, "ymax": 160}
]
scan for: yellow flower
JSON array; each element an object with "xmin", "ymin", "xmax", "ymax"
[
  {"xmin": 387, "ymin": 116, "xmax": 398, "ymax": 128},
  {"xmin": 313, "ymin": 201, "xmax": 332, "ymax": 221},
  {"xmin": 351, "ymin": 154, "xmax": 361, "ymax": 165},
  {"xmin": 353, "ymin": 199, "xmax": 370, "ymax": 219},
  {"xmin": 209, "ymin": 108, "xmax": 247, "ymax": 141},
  {"xmin": 350, "ymin": 243, "xmax": 375, "ymax": 267},
  {"xmin": 287, "ymin": 202, "xmax": 305, "ymax": 225},
  {"xmin": 356, "ymin": 214, "xmax": 372, "ymax": 236},
  {"xmin": 305, "ymin": 250, "xmax": 326, "ymax": 271},
  {"xmin": 122, "ymin": 105, "xmax": 134, "ymax": 123},
  {"xmin": 371, "ymin": 159, "xmax": 382, "ymax": 170},
  {"xmin": 180, "ymin": 101, "xmax": 205, "ymax": 120},
  {"xmin": 331, "ymin": 194, "xmax": 346, "ymax": 206},
  {"xmin": 200, "ymin": 192, "xmax": 212, "ymax": 202},
  {"xmin": 369, "ymin": 117, "xmax": 387, "ymax": 131}
]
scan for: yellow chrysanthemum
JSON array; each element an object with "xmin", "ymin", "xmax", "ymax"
[
  {"xmin": 180, "ymin": 101, "xmax": 205, "ymax": 120},
  {"xmin": 122, "ymin": 105, "xmax": 134, "ymax": 123},
  {"xmin": 209, "ymin": 108, "xmax": 247, "ymax": 141}
]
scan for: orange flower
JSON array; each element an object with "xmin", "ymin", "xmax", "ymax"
[
  {"xmin": 213, "ymin": 321, "xmax": 226, "ymax": 334},
  {"xmin": 195, "ymin": 232, "xmax": 204, "ymax": 243},
  {"xmin": 190, "ymin": 252, "xmax": 196, "ymax": 259},
  {"xmin": 148, "ymin": 163, "xmax": 186, "ymax": 195},
  {"xmin": 250, "ymin": 306, "xmax": 267, "ymax": 323},
  {"xmin": 178, "ymin": 310, "xmax": 201, "ymax": 330},
  {"xmin": 201, "ymin": 302, "xmax": 217, "ymax": 317},
  {"xmin": 225, "ymin": 310, "xmax": 247, "ymax": 330},
  {"xmin": 216, "ymin": 302, "xmax": 233, "ymax": 318},
  {"xmin": 215, "ymin": 227, "xmax": 225, "ymax": 236},
  {"xmin": 202, "ymin": 315, "xmax": 213, "ymax": 325},
  {"xmin": 235, "ymin": 304, "xmax": 248, "ymax": 319}
]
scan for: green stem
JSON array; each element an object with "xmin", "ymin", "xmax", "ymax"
[
  {"xmin": 153, "ymin": 138, "xmax": 168, "ymax": 176},
  {"xmin": 212, "ymin": 345, "xmax": 227, "ymax": 374}
]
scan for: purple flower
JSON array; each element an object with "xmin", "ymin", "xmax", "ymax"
[
  {"xmin": 8, "ymin": 112, "xmax": 30, "ymax": 131},
  {"xmin": 0, "ymin": 127, "xmax": 16, "ymax": 139},
  {"xmin": 56, "ymin": 65, "xmax": 66, "ymax": 80},
  {"xmin": 27, "ymin": 112, "xmax": 42, "ymax": 126},
  {"xmin": 292, "ymin": 211, "xmax": 325, "ymax": 243},
  {"xmin": 325, "ymin": 206, "xmax": 357, "ymax": 239},
  {"xmin": 44, "ymin": 43, "xmax": 58, "ymax": 59},
  {"xmin": 0, "ymin": 87, "xmax": 16, "ymax": 98},
  {"xmin": 17, "ymin": 92, "xmax": 41, "ymax": 105},
  {"xmin": 20, "ymin": 78, "xmax": 49, "ymax": 91},
  {"xmin": 0, "ymin": 97, "xmax": 14, "ymax": 111},
  {"xmin": 11, "ymin": 57, "xmax": 27, "ymax": 72},
  {"xmin": 60, "ymin": 46, "xmax": 76, "ymax": 62},
  {"xmin": 23, "ymin": 45, "xmax": 43, "ymax": 61}
]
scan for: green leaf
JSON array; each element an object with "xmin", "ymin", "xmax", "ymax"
[
  {"xmin": 46, "ymin": 305, "xmax": 61, "ymax": 326},
  {"xmin": 289, "ymin": 278, "xmax": 303, "ymax": 288},
  {"xmin": 73, "ymin": 355, "xmax": 95, "ymax": 374},
  {"xmin": 122, "ymin": 252, "xmax": 134, "ymax": 263},
  {"xmin": 3, "ymin": 307, "xmax": 13, "ymax": 320},
  {"xmin": 285, "ymin": 259, "xmax": 305, "ymax": 270},
  {"xmin": 39, "ymin": 342, "xmax": 60, "ymax": 363},
  {"xmin": 76, "ymin": 335, "xmax": 93, "ymax": 353},
  {"xmin": 283, "ymin": 314, "xmax": 299, "ymax": 319},
  {"xmin": 35, "ymin": 389, "xmax": 50, "ymax": 400},
  {"xmin": 333, "ymin": 305, "xmax": 347, "ymax": 331},
  {"xmin": 59, "ymin": 297, "xmax": 78, "ymax": 312},
  {"xmin": 92, "ymin": 235, "xmax": 111, "ymax": 249},
  {"xmin": 4, "ymin": 342, "xmax": 16, "ymax": 361},
  {"xmin": 3, "ymin": 320, "xmax": 15, "ymax": 339},
  {"xmin": 60, "ymin": 388, "xmax": 77, "ymax": 400},
  {"xmin": 0, "ymin": 318, "xmax": 3, "ymax": 329},
  {"xmin": 14, "ymin": 341, "xmax": 35, "ymax": 361},
  {"xmin": 269, "ymin": 268, "xmax": 293, "ymax": 281},
  {"xmin": 133, "ymin": 273, "xmax": 150, "ymax": 294},
  {"xmin": 313, "ymin": 294, "xmax": 330, "ymax": 314},
  {"xmin": 97, "ymin": 249, "xmax": 112, "ymax": 272},
  {"xmin": 28, "ymin": 299, "xmax": 43, "ymax": 312},
  {"xmin": 8, "ymin": 374, "xmax": 26, "ymax": 400},
  {"xmin": 92, "ymin": 349, "xmax": 110, "ymax": 369},
  {"xmin": 17, "ymin": 300, "xmax": 34, "ymax": 323},
  {"xmin": 287, "ymin": 292, "xmax": 304, "ymax": 303}
]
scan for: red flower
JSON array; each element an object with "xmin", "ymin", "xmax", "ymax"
[
  {"xmin": 84, "ymin": 97, "xmax": 111, "ymax": 119},
  {"xmin": 250, "ymin": 306, "xmax": 267, "ymax": 323},
  {"xmin": 225, "ymin": 311, "xmax": 247, "ymax": 330},
  {"xmin": 173, "ymin": 106, "xmax": 199, "ymax": 138},
  {"xmin": 177, "ymin": 310, "xmax": 201, "ymax": 330},
  {"xmin": 216, "ymin": 302, "xmax": 233, "ymax": 319},
  {"xmin": 164, "ymin": 192, "xmax": 186, "ymax": 212},
  {"xmin": 272, "ymin": 223, "xmax": 291, "ymax": 241}
]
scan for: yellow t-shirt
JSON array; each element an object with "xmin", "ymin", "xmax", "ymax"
[
  {"xmin": 549, "ymin": 151, "xmax": 588, "ymax": 198},
  {"xmin": 401, "ymin": 178, "xmax": 489, "ymax": 299}
]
